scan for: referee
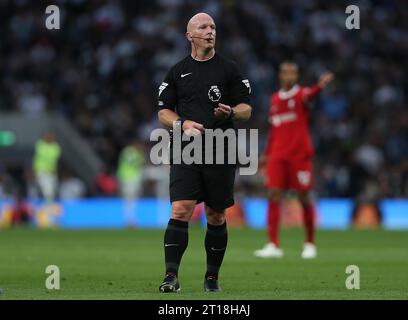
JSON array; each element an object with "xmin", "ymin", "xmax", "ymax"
[{"xmin": 157, "ymin": 12, "xmax": 252, "ymax": 292}]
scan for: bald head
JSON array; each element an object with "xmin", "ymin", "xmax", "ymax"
[
  {"xmin": 186, "ymin": 12, "xmax": 216, "ymax": 58},
  {"xmin": 187, "ymin": 13, "xmax": 214, "ymax": 32}
]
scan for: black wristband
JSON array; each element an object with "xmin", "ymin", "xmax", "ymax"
[{"xmin": 227, "ymin": 108, "xmax": 236, "ymax": 120}]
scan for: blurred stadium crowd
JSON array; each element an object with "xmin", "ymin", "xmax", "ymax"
[{"xmin": 0, "ymin": 0, "xmax": 407, "ymax": 200}]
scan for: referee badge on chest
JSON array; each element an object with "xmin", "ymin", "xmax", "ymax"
[{"xmin": 208, "ymin": 85, "xmax": 221, "ymax": 102}]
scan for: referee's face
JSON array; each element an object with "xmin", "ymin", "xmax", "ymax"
[{"xmin": 187, "ymin": 14, "xmax": 216, "ymax": 50}]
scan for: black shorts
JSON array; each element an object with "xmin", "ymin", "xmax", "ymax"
[{"xmin": 169, "ymin": 163, "xmax": 236, "ymax": 211}]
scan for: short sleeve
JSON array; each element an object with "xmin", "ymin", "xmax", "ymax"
[
  {"xmin": 158, "ymin": 68, "xmax": 177, "ymax": 111},
  {"xmin": 228, "ymin": 63, "xmax": 251, "ymax": 106}
]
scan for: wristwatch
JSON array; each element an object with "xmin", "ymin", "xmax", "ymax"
[
  {"xmin": 227, "ymin": 108, "xmax": 236, "ymax": 120},
  {"xmin": 173, "ymin": 118, "xmax": 186, "ymax": 131}
]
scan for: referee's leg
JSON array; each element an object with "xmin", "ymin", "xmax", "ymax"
[
  {"xmin": 159, "ymin": 200, "xmax": 195, "ymax": 292},
  {"xmin": 203, "ymin": 204, "xmax": 227, "ymax": 292}
]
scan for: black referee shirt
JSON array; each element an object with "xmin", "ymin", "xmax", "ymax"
[{"xmin": 158, "ymin": 53, "xmax": 251, "ymax": 130}]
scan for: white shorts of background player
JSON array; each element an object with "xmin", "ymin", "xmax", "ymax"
[
  {"xmin": 120, "ymin": 178, "xmax": 142, "ymax": 201},
  {"xmin": 36, "ymin": 172, "xmax": 58, "ymax": 202}
]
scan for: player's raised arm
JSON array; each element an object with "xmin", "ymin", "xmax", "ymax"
[
  {"xmin": 318, "ymin": 72, "xmax": 334, "ymax": 89},
  {"xmin": 302, "ymin": 71, "xmax": 334, "ymax": 104}
]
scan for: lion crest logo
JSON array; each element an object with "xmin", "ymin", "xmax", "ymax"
[{"xmin": 208, "ymin": 85, "xmax": 221, "ymax": 102}]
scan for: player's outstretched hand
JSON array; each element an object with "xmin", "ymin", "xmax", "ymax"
[
  {"xmin": 318, "ymin": 72, "xmax": 334, "ymax": 88},
  {"xmin": 214, "ymin": 103, "xmax": 232, "ymax": 120},
  {"xmin": 183, "ymin": 120, "xmax": 204, "ymax": 136}
]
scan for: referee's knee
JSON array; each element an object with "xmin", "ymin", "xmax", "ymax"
[
  {"xmin": 171, "ymin": 200, "xmax": 196, "ymax": 221},
  {"xmin": 205, "ymin": 207, "xmax": 226, "ymax": 225}
]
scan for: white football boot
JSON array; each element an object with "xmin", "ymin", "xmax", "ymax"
[
  {"xmin": 301, "ymin": 242, "xmax": 317, "ymax": 259},
  {"xmin": 254, "ymin": 243, "xmax": 284, "ymax": 258}
]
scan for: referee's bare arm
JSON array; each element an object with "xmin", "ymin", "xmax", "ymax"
[
  {"xmin": 158, "ymin": 108, "xmax": 179, "ymax": 129},
  {"xmin": 232, "ymin": 103, "xmax": 252, "ymax": 121},
  {"xmin": 214, "ymin": 102, "xmax": 252, "ymax": 121},
  {"xmin": 158, "ymin": 108, "xmax": 204, "ymax": 132}
]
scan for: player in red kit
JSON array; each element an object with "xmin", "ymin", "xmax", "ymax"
[{"xmin": 254, "ymin": 62, "xmax": 334, "ymax": 259}]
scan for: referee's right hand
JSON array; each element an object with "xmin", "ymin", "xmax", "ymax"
[{"xmin": 183, "ymin": 120, "xmax": 205, "ymax": 136}]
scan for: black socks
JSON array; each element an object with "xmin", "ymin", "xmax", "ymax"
[
  {"xmin": 205, "ymin": 222, "xmax": 228, "ymax": 279},
  {"xmin": 163, "ymin": 219, "xmax": 228, "ymax": 279},
  {"xmin": 164, "ymin": 218, "xmax": 189, "ymax": 276}
]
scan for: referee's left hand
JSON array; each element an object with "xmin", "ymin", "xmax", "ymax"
[{"xmin": 214, "ymin": 103, "xmax": 232, "ymax": 120}]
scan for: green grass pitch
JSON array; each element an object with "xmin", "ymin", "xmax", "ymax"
[{"xmin": 0, "ymin": 227, "xmax": 407, "ymax": 299}]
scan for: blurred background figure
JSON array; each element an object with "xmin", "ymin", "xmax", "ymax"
[
  {"xmin": 117, "ymin": 139, "xmax": 145, "ymax": 227},
  {"xmin": 59, "ymin": 169, "xmax": 87, "ymax": 200},
  {"xmin": 32, "ymin": 132, "xmax": 61, "ymax": 203},
  {"xmin": 95, "ymin": 165, "xmax": 118, "ymax": 196},
  {"xmin": 10, "ymin": 191, "xmax": 33, "ymax": 227},
  {"xmin": 0, "ymin": 191, "xmax": 34, "ymax": 228}
]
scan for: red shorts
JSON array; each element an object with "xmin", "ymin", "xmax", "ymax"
[{"xmin": 265, "ymin": 157, "xmax": 313, "ymax": 192}]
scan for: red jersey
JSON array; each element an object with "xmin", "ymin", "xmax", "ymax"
[{"xmin": 265, "ymin": 84, "xmax": 321, "ymax": 160}]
